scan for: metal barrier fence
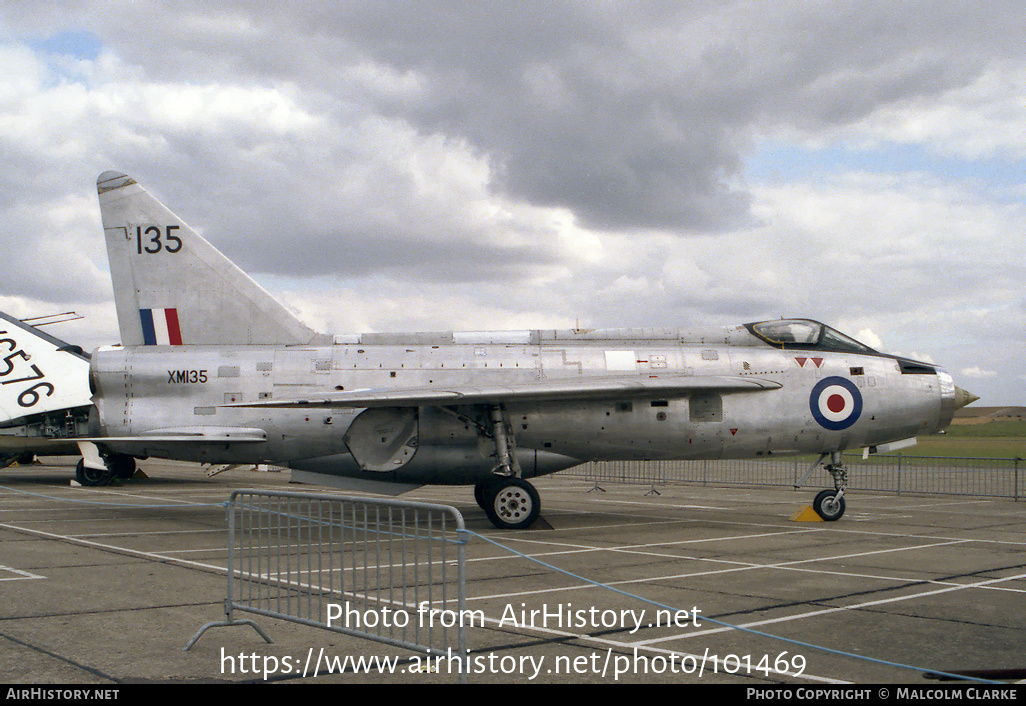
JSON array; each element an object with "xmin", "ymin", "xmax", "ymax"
[
  {"xmin": 565, "ymin": 455, "xmax": 1022, "ymax": 500},
  {"xmin": 187, "ymin": 489, "xmax": 469, "ymax": 681}
]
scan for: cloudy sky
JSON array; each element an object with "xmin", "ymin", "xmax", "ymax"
[{"xmin": 1, "ymin": 2, "xmax": 1023, "ymax": 405}]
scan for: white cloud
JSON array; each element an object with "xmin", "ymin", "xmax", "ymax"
[
  {"xmin": 854, "ymin": 328, "xmax": 884, "ymax": 351},
  {"xmin": 0, "ymin": 4, "xmax": 1023, "ymax": 405},
  {"xmin": 832, "ymin": 60, "xmax": 1026, "ymax": 160}
]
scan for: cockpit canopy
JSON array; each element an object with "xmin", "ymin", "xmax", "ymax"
[{"xmin": 745, "ymin": 319, "xmax": 877, "ymax": 354}]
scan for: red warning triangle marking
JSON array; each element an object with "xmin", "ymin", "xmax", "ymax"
[
  {"xmin": 812, "ymin": 358, "xmax": 823, "ymax": 368},
  {"xmin": 795, "ymin": 357, "xmax": 807, "ymax": 367},
  {"xmin": 730, "ymin": 428, "xmax": 738, "ymax": 436}
]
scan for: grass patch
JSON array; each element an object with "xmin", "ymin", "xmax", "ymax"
[
  {"xmin": 912, "ymin": 419, "xmax": 1024, "ymax": 459},
  {"xmin": 914, "ymin": 435, "xmax": 1025, "ymax": 459},
  {"xmin": 946, "ymin": 420, "xmax": 1026, "ymax": 437}
]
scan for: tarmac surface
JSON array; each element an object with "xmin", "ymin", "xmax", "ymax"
[{"xmin": 1, "ymin": 457, "xmax": 1024, "ymax": 685}]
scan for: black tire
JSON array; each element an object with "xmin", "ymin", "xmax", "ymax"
[
  {"xmin": 108, "ymin": 454, "xmax": 137, "ymax": 480},
  {"xmin": 0, "ymin": 453, "xmax": 33, "ymax": 468},
  {"xmin": 473, "ymin": 481, "xmax": 494, "ymax": 512},
  {"xmin": 813, "ymin": 489, "xmax": 846, "ymax": 521},
  {"xmin": 75, "ymin": 459, "xmax": 112, "ymax": 487},
  {"xmin": 484, "ymin": 478, "xmax": 540, "ymax": 530}
]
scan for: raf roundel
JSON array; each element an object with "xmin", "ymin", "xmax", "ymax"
[{"xmin": 809, "ymin": 376, "xmax": 863, "ymax": 431}]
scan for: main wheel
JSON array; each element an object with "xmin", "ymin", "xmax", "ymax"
[
  {"xmin": 473, "ymin": 481, "xmax": 494, "ymax": 512},
  {"xmin": 483, "ymin": 478, "xmax": 540, "ymax": 530},
  {"xmin": 75, "ymin": 459, "xmax": 112, "ymax": 487},
  {"xmin": 812, "ymin": 489, "xmax": 846, "ymax": 521},
  {"xmin": 108, "ymin": 454, "xmax": 137, "ymax": 480}
]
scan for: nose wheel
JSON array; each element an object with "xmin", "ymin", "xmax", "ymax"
[{"xmin": 813, "ymin": 489, "xmax": 846, "ymax": 521}]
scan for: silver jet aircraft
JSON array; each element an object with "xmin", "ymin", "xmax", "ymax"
[{"xmin": 78, "ymin": 170, "xmax": 977, "ymax": 528}]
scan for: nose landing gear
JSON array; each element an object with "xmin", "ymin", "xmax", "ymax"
[{"xmin": 797, "ymin": 452, "xmax": 849, "ymax": 521}]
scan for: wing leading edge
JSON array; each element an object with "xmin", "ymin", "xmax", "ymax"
[
  {"xmin": 226, "ymin": 374, "xmax": 782, "ymax": 410},
  {"xmin": 80, "ymin": 427, "xmax": 268, "ymax": 443}
]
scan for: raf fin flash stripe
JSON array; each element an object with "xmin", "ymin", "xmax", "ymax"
[{"xmin": 139, "ymin": 308, "xmax": 183, "ymax": 345}]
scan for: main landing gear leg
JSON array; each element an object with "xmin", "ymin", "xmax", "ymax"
[
  {"xmin": 488, "ymin": 405, "xmax": 521, "ymax": 478},
  {"xmin": 474, "ymin": 405, "xmax": 540, "ymax": 530},
  {"xmin": 74, "ymin": 443, "xmax": 137, "ymax": 487},
  {"xmin": 75, "ymin": 458, "xmax": 113, "ymax": 486}
]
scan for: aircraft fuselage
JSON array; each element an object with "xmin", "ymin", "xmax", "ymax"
[{"xmin": 89, "ymin": 323, "xmax": 959, "ymax": 486}]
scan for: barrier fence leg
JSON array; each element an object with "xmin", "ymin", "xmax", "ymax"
[
  {"xmin": 184, "ymin": 599, "xmax": 274, "ymax": 651},
  {"xmin": 184, "ymin": 496, "xmax": 274, "ymax": 651}
]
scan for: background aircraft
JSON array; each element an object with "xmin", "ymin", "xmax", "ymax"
[
  {"xmin": 0, "ymin": 311, "xmax": 101, "ymax": 471},
  {"xmin": 35, "ymin": 171, "xmax": 982, "ymax": 528}
]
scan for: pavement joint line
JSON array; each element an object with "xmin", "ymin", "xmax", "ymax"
[
  {"xmin": 62, "ymin": 486, "xmax": 216, "ymax": 505},
  {"xmin": 0, "ymin": 514, "xmax": 214, "ymax": 523},
  {"xmin": 473, "ymin": 518, "xmax": 702, "ymax": 532},
  {"xmin": 459, "ymin": 610, "xmax": 846, "ymax": 685},
  {"xmin": 0, "ymin": 522, "xmax": 229, "ymax": 576},
  {"xmin": 5, "ymin": 494, "xmax": 1008, "ymax": 600},
  {"xmin": 0, "ymin": 630, "xmax": 118, "ymax": 683},
  {"xmin": 67, "ymin": 529, "xmax": 226, "ymax": 538},
  {"xmin": 634, "ymin": 570, "xmax": 1026, "ymax": 646},
  {"xmin": 7, "ymin": 514, "xmax": 981, "ymax": 604},
  {"xmin": 469, "ymin": 548, "xmax": 1025, "ymax": 598},
  {"xmin": 467, "ymin": 538, "xmax": 974, "ymax": 602},
  {"xmin": 563, "ymin": 489, "xmax": 1004, "ymax": 511},
  {"xmin": 458, "ymin": 529, "xmax": 825, "ymax": 564},
  {"xmin": 486, "ymin": 528, "xmax": 821, "ymax": 551},
  {"xmin": 5, "ymin": 467, "xmax": 1023, "ymax": 684},
  {"xmin": 537, "ymin": 504, "xmax": 1026, "ymax": 547}
]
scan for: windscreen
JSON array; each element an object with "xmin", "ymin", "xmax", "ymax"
[{"xmin": 748, "ymin": 320, "xmax": 875, "ymax": 354}]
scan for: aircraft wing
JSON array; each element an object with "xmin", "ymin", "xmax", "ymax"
[{"xmin": 227, "ymin": 374, "xmax": 782, "ymax": 409}]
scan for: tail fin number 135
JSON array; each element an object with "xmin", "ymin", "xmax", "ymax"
[{"xmin": 136, "ymin": 225, "xmax": 182, "ymax": 255}]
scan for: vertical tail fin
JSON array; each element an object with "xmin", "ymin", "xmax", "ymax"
[{"xmin": 97, "ymin": 171, "xmax": 317, "ymax": 346}]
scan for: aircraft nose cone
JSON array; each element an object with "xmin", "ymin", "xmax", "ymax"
[{"xmin": 953, "ymin": 387, "xmax": 979, "ymax": 410}]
